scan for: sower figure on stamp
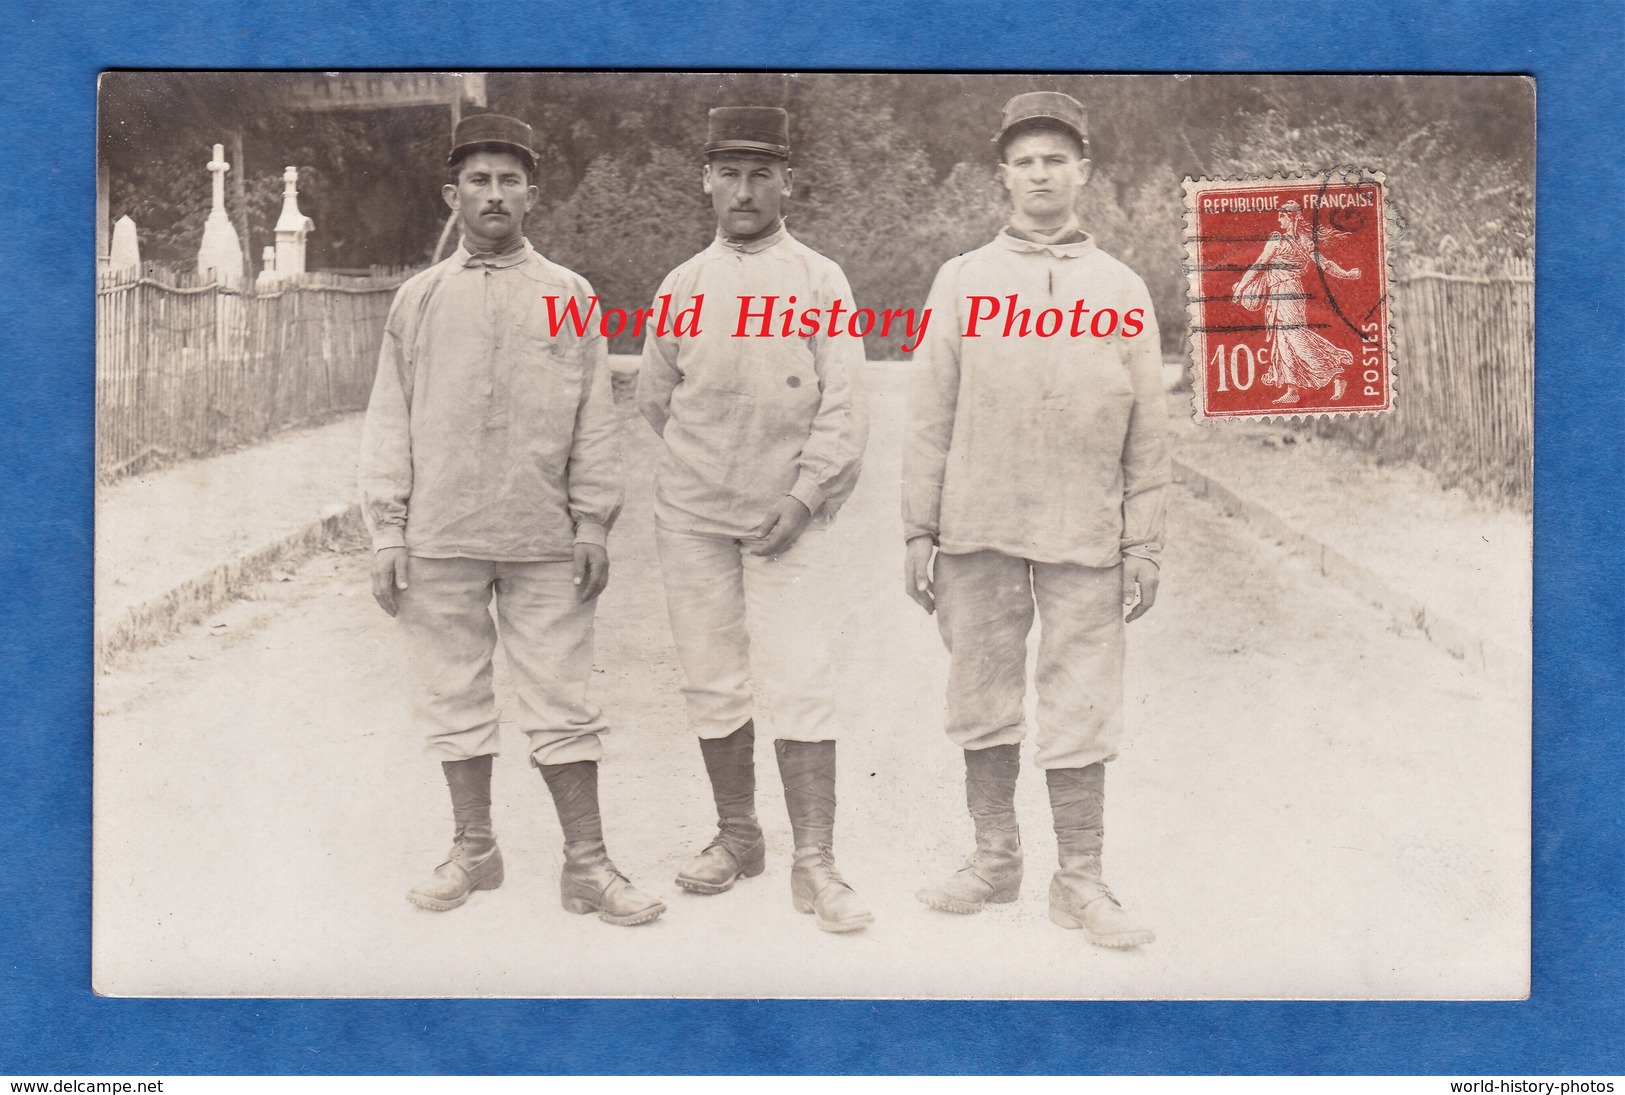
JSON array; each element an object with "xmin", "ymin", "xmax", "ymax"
[
  {"xmin": 1231, "ymin": 200, "xmax": 1361, "ymax": 406},
  {"xmin": 360, "ymin": 113, "xmax": 663, "ymax": 926},
  {"xmin": 903, "ymin": 93, "xmax": 1169, "ymax": 948},
  {"xmin": 639, "ymin": 107, "xmax": 873, "ymax": 932}
]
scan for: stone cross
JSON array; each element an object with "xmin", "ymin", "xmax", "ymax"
[
  {"xmin": 207, "ymin": 144, "xmax": 229, "ymax": 215},
  {"xmin": 196, "ymin": 142, "xmax": 244, "ymax": 284}
]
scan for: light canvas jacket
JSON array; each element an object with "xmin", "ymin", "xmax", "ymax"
[
  {"xmin": 903, "ymin": 227, "xmax": 1169, "ymax": 567},
  {"xmin": 639, "ymin": 223, "xmax": 868, "ymax": 539},
  {"xmin": 359, "ymin": 240, "xmax": 622, "ymax": 561}
]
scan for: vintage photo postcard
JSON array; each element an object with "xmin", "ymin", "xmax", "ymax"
[{"xmin": 92, "ymin": 71, "xmax": 1533, "ymax": 999}]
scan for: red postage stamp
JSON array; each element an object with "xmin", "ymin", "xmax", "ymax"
[{"xmin": 1184, "ymin": 170, "xmax": 1393, "ymax": 419}]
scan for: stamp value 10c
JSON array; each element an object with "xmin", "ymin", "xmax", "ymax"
[{"xmin": 1183, "ymin": 170, "xmax": 1393, "ymax": 420}]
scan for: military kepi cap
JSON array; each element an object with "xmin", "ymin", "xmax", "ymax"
[
  {"xmin": 705, "ymin": 106, "xmax": 790, "ymax": 159},
  {"xmin": 448, "ymin": 113, "xmax": 538, "ymax": 172},
  {"xmin": 993, "ymin": 91, "xmax": 1089, "ymax": 154}
]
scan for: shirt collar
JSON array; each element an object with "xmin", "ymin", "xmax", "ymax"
[
  {"xmin": 457, "ymin": 236, "xmax": 534, "ymax": 269},
  {"xmin": 999, "ymin": 217, "xmax": 1096, "ymax": 257},
  {"xmin": 715, "ymin": 219, "xmax": 788, "ymax": 255}
]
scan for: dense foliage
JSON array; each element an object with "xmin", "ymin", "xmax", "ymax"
[{"xmin": 103, "ymin": 73, "xmax": 1533, "ymax": 357}]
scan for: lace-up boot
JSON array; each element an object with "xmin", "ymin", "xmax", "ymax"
[
  {"xmin": 677, "ymin": 720, "xmax": 766, "ymax": 894},
  {"xmin": 540, "ymin": 760, "xmax": 665, "ymax": 926},
  {"xmin": 917, "ymin": 744, "xmax": 1023, "ymax": 913},
  {"xmin": 408, "ymin": 754, "xmax": 504, "ymax": 911},
  {"xmin": 775, "ymin": 739, "xmax": 872, "ymax": 933},
  {"xmin": 1046, "ymin": 764, "xmax": 1154, "ymax": 948}
]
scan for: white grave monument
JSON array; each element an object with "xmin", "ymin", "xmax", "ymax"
[
  {"xmin": 108, "ymin": 215, "xmax": 141, "ymax": 274},
  {"xmin": 256, "ymin": 245, "xmax": 278, "ymax": 288},
  {"xmin": 196, "ymin": 143, "xmax": 244, "ymax": 285},
  {"xmin": 273, "ymin": 166, "xmax": 314, "ymax": 281}
]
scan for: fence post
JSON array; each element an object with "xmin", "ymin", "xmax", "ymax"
[
  {"xmin": 95, "ymin": 265, "xmax": 414, "ymax": 480},
  {"xmin": 1313, "ymin": 260, "xmax": 1534, "ymax": 508}
]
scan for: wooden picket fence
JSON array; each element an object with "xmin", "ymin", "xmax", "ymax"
[
  {"xmin": 96, "ymin": 266, "xmax": 415, "ymax": 480},
  {"xmin": 97, "ymin": 257, "xmax": 1535, "ymax": 507},
  {"xmin": 1315, "ymin": 257, "xmax": 1534, "ymax": 508}
]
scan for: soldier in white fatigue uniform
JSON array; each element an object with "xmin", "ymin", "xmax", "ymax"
[
  {"xmin": 639, "ymin": 106, "xmax": 873, "ymax": 933},
  {"xmin": 361, "ymin": 113, "xmax": 663, "ymax": 927},
  {"xmin": 904, "ymin": 92, "xmax": 1169, "ymax": 948}
]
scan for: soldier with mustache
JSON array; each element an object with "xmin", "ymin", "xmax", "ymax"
[
  {"xmin": 360, "ymin": 113, "xmax": 664, "ymax": 927},
  {"xmin": 638, "ymin": 107, "xmax": 873, "ymax": 933}
]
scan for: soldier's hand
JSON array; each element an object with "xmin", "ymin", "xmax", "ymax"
[
  {"xmin": 573, "ymin": 543, "xmax": 610, "ymax": 602},
  {"xmin": 749, "ymin": 496, "xmax": 813, "ymax": 557},
  {"xmin": 1123, "ymin": 556, "xmax": 1159, "ymax": 623},
  {"xmin": 371, "ymin": 547, "xmax": 409, "ymax": 617},
  {"xmin": 904, "ymin": 536, "xmax": 937, "ymax": 614}
]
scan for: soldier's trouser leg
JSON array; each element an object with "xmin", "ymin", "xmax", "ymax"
[
  {"xmin": 742, "ymin": 526, "xmax": 864, "ymax": 927},
  {"xmin": 656, "ymin": 530, "xmax": 765, "ymax": 894},
  {"xmin": 490, "ymin": 560, "xmax": 609, "ymax": 768},
  {"xmin": 741, "ymin": 523, "xmax": 841, "ymax": 742},
  {"xmin": 396, "ymin": 556, "xmax": 503, "ymax": 761},
  {"xmin": 396, "ymin": 557, "xmax": 506, "ymax": 908},
  {"xmin": 924, "ymin": 552, "xmax": 1033, "ymax": 910},
  {"xmin": 934, "ymin": 553, "xmax": 1125, "ymax": 766},
  {"xmin": 655, "ymin": 528, "xmax": 753, "ymax": 740},
  {"xmin": 1031, "ymin": 561, "xmax": 1125, "ymax": 771},
  {"xmin": 658, "ymin": 523, "xmax": 845, "ymax": 899},
  {"xmin": 933, "ymin": 550, "xmax": 1034, "ymax": 752},
  {"xmin": 657, "ymin": 524, "xmax": 842, "ymax": 743},
  {"xmin": 1029, "ymin": 560, "xmax": 1148, "ymax": 947}
]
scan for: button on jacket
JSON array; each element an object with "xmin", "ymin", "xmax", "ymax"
[
  {"xmin": 903, "ymin": 227, "xmax": 1170, "ymax": 567},
  {"xmin": 359, "ymin": 240, "xmax": 622, "ymax": 560},
  {"xmin": 638, "ymin": 224, "xmax": 868, "ymax": 539}
]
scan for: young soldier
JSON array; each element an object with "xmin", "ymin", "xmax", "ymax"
[
  {"xmin": 638, "ymin": 107, "xmax": 872, "ymax": 933},
  {"xmin": 360, "ymin": 113, "xmax": 663, "ymax": 926},
  {"xmin": 903, "ymin": 92, "xmax": 1169, "ymax": 948}
]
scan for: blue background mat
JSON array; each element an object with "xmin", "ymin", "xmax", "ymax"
[{"xmin": 2, "ymin": 0, "xmax": 1620, "ymax": 1075}]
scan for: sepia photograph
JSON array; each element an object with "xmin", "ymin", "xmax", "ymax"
[{"xmin": 91, "ymin": 70, "xmax": 1534, "ymax": 999}]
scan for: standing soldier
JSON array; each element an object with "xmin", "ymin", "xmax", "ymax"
[
  {"xmin": 360, "ymin": 113, "xmax": 663, "ymax": 926},
  {"xmin": 639, "ymin": 107, "xmax": 873, "ymax": 932},
  {"xmin": 903, "ymin": 92, "xmax": 1169, "ymax": 948}
]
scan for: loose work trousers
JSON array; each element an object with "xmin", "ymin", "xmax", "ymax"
[
  {"xmin": 656, "ymin": 524, "xmax": 843, "ymax": 743},
  {"xmin": 396, "ymin": 555, "xmax": 608, "ymax": 766},
  {"xmin": 934, "ymin": 550, "xmax": 1125, "ymax": 770}
]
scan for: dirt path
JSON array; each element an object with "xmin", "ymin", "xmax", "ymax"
[
  {"xmin": 1168, "ymin": 399, "xmax": 1531, "ymax": 657},
  {"xmin": 95, "ymin": 415, "xmax": 364, "ymax": 635},
  {"xmin": 93, "ymin": 377, "xmax": 1527, "ymax": 999}
]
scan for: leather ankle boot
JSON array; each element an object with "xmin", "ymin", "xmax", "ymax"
[
  {"xmin": 408, "ymin": 754, "xmax": 504, "ymax": 911},
  {"xmin": 776, "ymin": 739, "xmax": 873, "ymax": 933},
  {"xmin": 790, "ymin": 846, "xmax": 874, "ymax": 933},
  {"xmin": 560, "ymin": 839, "xmax": 666, "ymax": 926},
  {"xmin": 677, "ymin": 721, "xmax": 766, "ymax": 894},
  {"xmin": 541, "ymin": 760, "xmax": 664, "ymax": 926},
  {"xmin": 678, "ymin": 815, "xmax": 766, "ymax": 894},
  {"xmin": 917, "ymin": 744, "xmax": 1022, "ymax": 913},
  {"xmin": 1046, "ymin": 765, "xmax": 1154, "ymax": 948}
]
